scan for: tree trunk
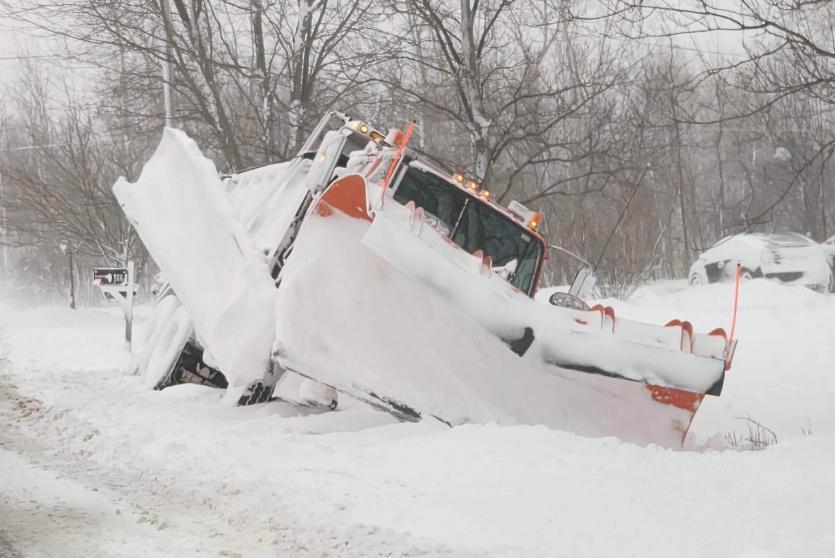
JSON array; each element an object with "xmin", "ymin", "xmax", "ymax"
[
  {"xmin": 459, "ymin": 0, "xmax": 489, "ymax": 180},
  {"xmin": 251, "ymin": 0, "xmax": 275, "ymax": 161},
  {"xmin": 68, "ymin": 249, "xmax": 76, "ymax": 310}
]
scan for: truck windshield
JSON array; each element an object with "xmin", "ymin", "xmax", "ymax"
[{"xmin": 392, "ymin": 165, "xmax": 542, "ymax": 295}]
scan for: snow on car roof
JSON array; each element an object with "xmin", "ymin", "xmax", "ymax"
[
  {"xmin": 711, "ymin": 232, "xmax": 814, "ymax": 250},
  {"xmin": 746, "ymin": 232, "xmax": 814, "ymax": 248}
]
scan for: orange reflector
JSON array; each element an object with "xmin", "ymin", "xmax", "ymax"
[{"xmin": 369, "ymin": 131, "xmax": 384, "ymax": 141}]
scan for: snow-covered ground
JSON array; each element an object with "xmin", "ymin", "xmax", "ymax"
[{"xmin": 1, "ymin": 279, "xmax": 834, "ymax": 557}]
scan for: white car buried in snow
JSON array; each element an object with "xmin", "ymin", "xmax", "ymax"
[{"xmin": 689, "ymin": 233, "xmax": 832, "ymax": 293}]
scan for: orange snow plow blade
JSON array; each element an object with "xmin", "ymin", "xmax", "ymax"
[{"xmin": 272, "ymin": 165, "xmax": 736, "ymax": 447}]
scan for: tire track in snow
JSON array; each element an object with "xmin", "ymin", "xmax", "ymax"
[
  {"xmin": 0, "ymin": 332, "xmax": 224, "ymax": 557},
  {"xmin": 0, "ymin": 327, "xmax": 467, "ymax": 558},
  {"xmin": 0, "ymin": 392, "xmax": 205, "ymax": 557},
  {"xmin": 0, "ymin": 531, "xmax": 22, "ymax": 558},
  {"xmin": 0, "ymin": 344, "xmax": 23, "ymax": 558}
]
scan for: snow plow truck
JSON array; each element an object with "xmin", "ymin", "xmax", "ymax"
[{"xmin": 114, "ymin": 112, "xmax": 737, "ymax": 447}]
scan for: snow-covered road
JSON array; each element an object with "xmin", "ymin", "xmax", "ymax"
[
  {"xmin": 1, "ymin": 280, "xmax": 834, "ymax": 557},
  {"xmin": 0, "ymin": 322, "xmax": 452, "ymax": 557},
  {"xmin": 0, "ymin": 342, "xmax": 210, "ymax": 558}
]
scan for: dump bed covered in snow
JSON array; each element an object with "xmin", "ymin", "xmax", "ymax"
[{"xmin": 113, "ymin": 129, "xmax": 277, "ymax": 387}]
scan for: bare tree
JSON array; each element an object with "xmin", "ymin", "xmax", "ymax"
[
  {"xmin": 382, "ymin": 2, "xmax": 609, "ymax": 186},
  {"xmin": 609, "ymin": 0, "xmax": 835, "ymax": 236},
  {"xmin": 0, "ymin": 71, "xmax": 145, "ymax": 266},
  {"xmin": 2, "ymin": 0, "xmax": 383, "ymax": 168}
]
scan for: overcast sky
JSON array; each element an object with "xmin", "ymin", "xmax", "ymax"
[{"xmin": 0, "ymin": 7, "xmax": 750, "ymax": 100}]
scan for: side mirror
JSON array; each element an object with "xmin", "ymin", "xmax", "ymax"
[
  {"xmin": 549, "ymin": 291, "xmax": 589, "ymax": 311},
  {"xmin": 569, "ymin": 267, "xmax": 597, "ymax": 299}
]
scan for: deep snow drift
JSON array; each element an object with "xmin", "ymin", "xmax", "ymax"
[{"xmin": 1, "ymin": 279, "xmax": 834, "ymax": 557}]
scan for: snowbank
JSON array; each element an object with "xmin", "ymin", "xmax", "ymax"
[{"xmin": 1, "ymin": 301, "xmax": 834, "ymax": 557}]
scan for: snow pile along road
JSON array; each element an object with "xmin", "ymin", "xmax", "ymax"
[{"xmin": 1, "ymin": 278, "xmax": 834, "ymax": 556}]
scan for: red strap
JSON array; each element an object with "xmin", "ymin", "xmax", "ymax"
[
  {"xmin": 729, "ymin": 263, "xmax": 742, "ymax": 342},
  {"xmin": 382, "ymin": 121, "xmax": 417, "ymax": 189}
]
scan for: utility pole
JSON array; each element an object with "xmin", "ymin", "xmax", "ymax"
[
  {"xmin": 0, "ymin": 170, "xmax": 8, "ymax": 282},
  {"xmin": 125, "ymin": 260, "xmax": 134, "ymax": 346},
  {"xmin": 160, "ymin": 0, "xmax": 175, "ymax": 128}
]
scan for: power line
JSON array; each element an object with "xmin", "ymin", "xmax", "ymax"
[
  {"xmin": 0, "ymin": 143, "xmax": 67, "ymax": 154},
  {"xmin": 0, "ymin": 55, "xmax": 73, "ymax": 61}
]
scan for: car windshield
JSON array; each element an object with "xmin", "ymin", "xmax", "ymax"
[{"xmin": 392, "ymin": 165, "xmax": 542, "ymax": 294}]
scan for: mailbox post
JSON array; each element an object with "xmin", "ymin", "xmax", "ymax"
[
  {"xmin": 93, "ymin": 262, "xmax": 137, "ymax": 348},
  {"xmin": 125, "ymin": 261, "xmax": 134, "ymax": 344}
]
